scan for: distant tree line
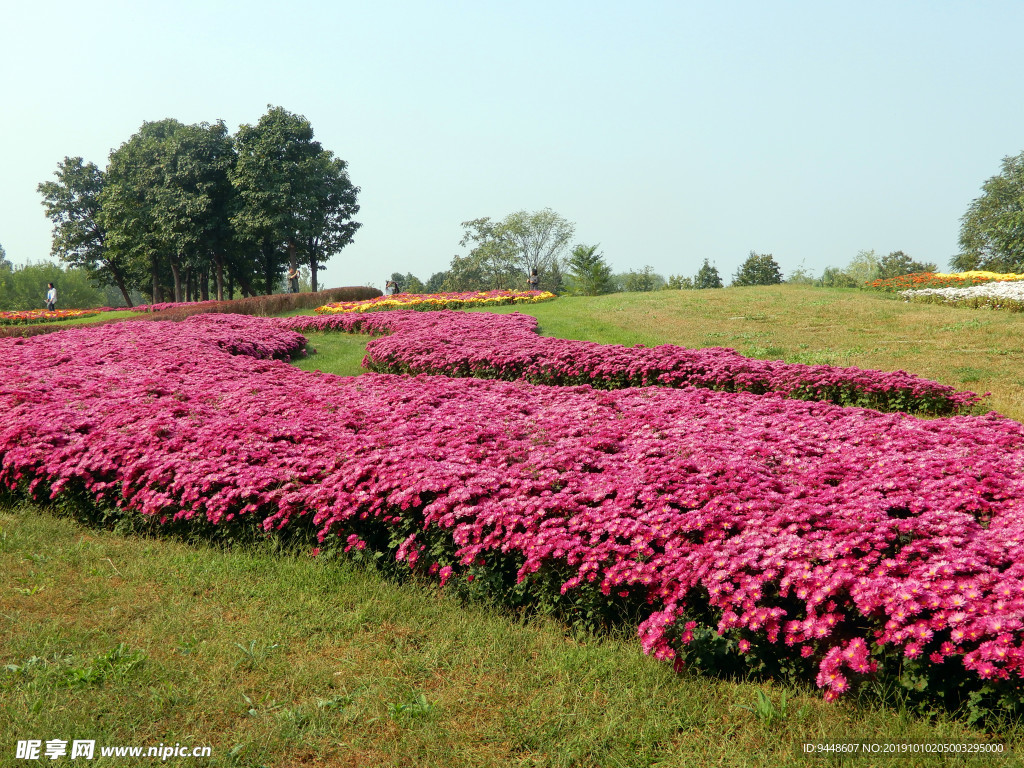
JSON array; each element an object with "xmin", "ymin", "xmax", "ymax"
[
  {"xmin": 0, "ymin": 257, "xmax": 144, "ymax": 311},
  {"xmin": 792, "ymin": 250, "xmax": 937, "ymax": 288},
  {"xmin": 387, "ymin": 149, "xmax": 1024, "ymax": 294},
  {"xmin": 37, "ymin": 106, "xmax": 360, "ymax": 307}
]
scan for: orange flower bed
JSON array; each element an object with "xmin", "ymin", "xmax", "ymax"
[
  {"xmin": 0, "ymin": 308, "xmax": 102, "ymax": 326},
  {"xmin": 865, "ymin": 272, "xmax": 1010, "ymax": 293}
]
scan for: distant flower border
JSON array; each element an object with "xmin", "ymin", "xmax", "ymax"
[
  {"xmin": 866, "ymin": 271, "xmax": 1024, "ymax": 293},
  {"xmin": 0, "ymin": 308, "xmax": 102, "ymax": 326},
  {"xmin": 315, "ymin": 290, "xmax": 556, "ymax": 314}
]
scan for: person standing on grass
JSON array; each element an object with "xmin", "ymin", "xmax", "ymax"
[
  {"xmin": 45, "ymin": 282, "xmax": 57, "ymax": 310},
  {"xmin": 528, "ymin": 269, "xmax": 539, "ymax": 291},
  {"xmin": 287, "ymin": 267, "xmax": 300, "ymax": 294}
]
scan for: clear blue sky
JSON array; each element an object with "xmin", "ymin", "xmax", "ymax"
[{"xmin": 2, "ymin": 0, "xmax": 1022, "ymax": 292}]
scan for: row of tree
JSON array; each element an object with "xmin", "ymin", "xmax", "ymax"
[
  {"xmin": 37, "ymin": 106, "xmax": 360, "ymax": 306},
  {"xmin": 390, "ymin": 243, "xmax": 944, "ymax": 296},
  {"xmin": 25, "ymin": 143, "xmax": 1024, "ymax": 303},
  {"xmin": 423, "ymin": 150, "xmax": 1024, "ymax": 292}
]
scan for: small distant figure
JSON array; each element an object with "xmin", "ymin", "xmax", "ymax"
[
  {"xmin": 287, "ymin": 266, "xmax": 300, "ymax": 294},
  {"xmin": 527, "ymin": 269, "xmax": 539, "ymax": 290},
  {"xmin": 45, "ymin": 282, "xmax": 57, "ymax": 310},
  {"xmin": 385, "ymin": 279, "xmax": 398, "ymax": 296}
]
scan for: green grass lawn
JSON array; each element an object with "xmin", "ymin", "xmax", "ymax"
[
  {"xmin": 3, "ymin": 286, "xmax": 1024, "ymax": 767},
  {"xmin": 2, "ymin": 505, "xmax": 1016, "ymax": 768}
]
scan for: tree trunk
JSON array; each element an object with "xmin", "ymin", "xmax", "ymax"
[
  {"xmin": 170, "ymin": 258, "xmax": 182, "ymax": 303},
  {"xmin": 214, "ymin": 255, "xmax": 224, "ymax": 301},
  {"xmin": 107, "ymin": 264, "xmax": 134, "ymax": 308},
  {"xmin": 151, "ymin": 259, "xmax": 162, "ymax": 304},
  {"xmin": 227, "ymin": 263, "xmax": 256, "ymax": 298},
  {"xmin": 263, "ymin": 242, "xmax": 274, "ymax": 295},
  {"xmin": 308, "ymin": 238, "xmax": 318, "ymax": 293}
]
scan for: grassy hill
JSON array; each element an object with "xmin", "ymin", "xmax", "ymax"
[{"xmin": 3, "ymin": 285, "xmax": 1022, "ymax": 767}]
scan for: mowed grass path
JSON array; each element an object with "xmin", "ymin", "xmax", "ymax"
[{"xmin": 3, "ymin": 286, "xmax": 1023, "ymax": 767}]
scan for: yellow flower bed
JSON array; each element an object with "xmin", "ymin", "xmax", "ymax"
[
  {"xmin": 316, "ymin": 290, "xmax": 557, "ymax": 314},
  {"xmin": 932, "ymin": 271, "xmax": 1024, "ymax": 281}
]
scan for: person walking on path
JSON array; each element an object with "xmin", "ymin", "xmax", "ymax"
[{"xmin": 45, "ymin": 282, "xmax": 57, "ymax": 310}]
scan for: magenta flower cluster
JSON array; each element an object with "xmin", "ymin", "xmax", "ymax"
[
  {"xmin": 2, "ymin": 313, "xmax": 1023, "ymax": 702},
  {"xmin": 282, "ymin": 310, "xmax": 981, "ymax": 415}
]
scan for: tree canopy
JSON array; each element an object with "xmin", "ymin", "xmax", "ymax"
[
  {"xmin": 566, "ymin": 244, "xmax": 613, "ymax": 295},
  {"xmin": 449, "ymin": 209, "xmax": 575, "ymax": 292},
  {"xmin": 38, "ymin": 157, "xmax": 138, "ymax": 306},
  {"xmin": 619, "ymin": 266, "xmax": 664, "ymax": 292},
  {"xmin": 877, "ymin": 250, "xmax": 936, "ymax": 279},
  {"xmin": 38, "ymin": 106, "xmax": 360, "ymax": 303},
  {"xmin": 732, "ymin": 252, "xmax": 783, "ymax": 286},
  {"xmin": 694, "ymin": 259, "xmax": 723, "ymax": 289},
  {"xmin": 954, "ymin": 151, "xmax": 1024, "ymax": 272}
]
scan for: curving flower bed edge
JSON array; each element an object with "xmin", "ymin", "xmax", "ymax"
[{"xmin": 2, "ymin": 314, "xmax": 1024, "ymax": 716}]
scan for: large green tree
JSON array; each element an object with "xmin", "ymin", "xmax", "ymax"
[
  {"xmin": 732, "ymin": 251, "xmax": 783, "ymax": 286},
  {"xmin": 155, "ymin": 121, "xmax": 237, "ymax": 301},
  {"xmin": 101, "ymin": 119, "xmax": 182, "ymax": 302},
  {"xmin": 38, "ymin": 157, "xmax": 137, "ymax": 306},
  {"xmin": 954, "ymin": 152, "xmax": 1024, "ymax": 272},
  {"xmin": 456, "ymin": 209, "xmax": 574, "ymax": 291},
  {"xmin": 876, "ymin": 250, "xmax": 936, "ymax": 279},
  {"xmin": 41, "ymin": 107, "xmax": 359, "ymax": 302},
  {"xmin": 232, "ymin": 106, "xmax": 360, "ymax": 295},
  {"xmin": 300, "ymin": 151, "xmax": 361, "ymax": 292},
  {"xmin": 425, "ymin": 271, "xmax": 447, "ymax": 293},
  {"xmin": 440, "ymin": 252, "xmax": 489, "ymax": 292},
  {"xmin": 694, "ymin": 258, "xmax": 723, "ymax": 289},
  {"xmin": 456, "ymin": 217, "xmax": 521, "ymax": 290},
  {"xmin": 388, "ymin": 272, "xmax": 425, "ymax": 293},
  {"xmin": 566, "ymin": 244, "xmax": 613, "ymax": 295},
  {"xmin": 502, "ymin": 208, "xmax": 574, "ymax": 284}
]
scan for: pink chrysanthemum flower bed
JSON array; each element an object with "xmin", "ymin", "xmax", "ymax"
[
  {"xmin": 2, "ymin": 313, "xmax": 1023, "ymax": 706},
  {"xmin": 283, "ymin": 310, "xmax": 981, "ymax": 416}
]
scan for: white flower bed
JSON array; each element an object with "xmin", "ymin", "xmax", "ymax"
[{"xmin": 901, "ymin": 280, "xmax": 1024, "ymax": 302}]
